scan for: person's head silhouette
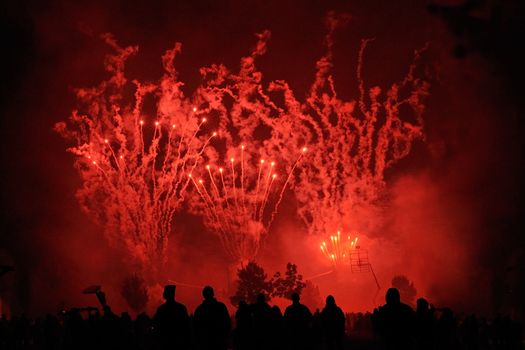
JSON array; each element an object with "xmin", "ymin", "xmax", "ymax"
[
  {"xmin": 202, "ymin": 285, "xmax": 214, "ymax": 300},
  {"xmin": 385, "ymin": 288, "xmax": 401, "ymax": 305},
  {"xmin": 256, "ymin": 293, "xmax": 266, "ymax": 304},
  {"xmin": 291, "ymin": 292, "xmax": 300, "ymax": 304},
  {"xmin": 326, "ymin": 295, "xmax": 336, "ymax": 306},
  {"xmin": 417, "ymin": 298, "xmax": 429, "ymax": 311},
  {"xmin": 163, "ymin": 285, "xmax": 176, "ymax": 302}
]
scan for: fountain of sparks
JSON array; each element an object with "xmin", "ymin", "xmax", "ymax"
[
  {"xmin": 319, "ymin": 232, "xmax": 359, "ymax": 268},
  {"xmin": 54, "ymin": 35, "xmax": 216, "ymax": 275},
  {"xmin": 319, "ymin": 232, "xmax": 381, "ymax": 298},
  {"xmin": 189, "ymin": 145, "xmax": 306, "ymax": 264}
]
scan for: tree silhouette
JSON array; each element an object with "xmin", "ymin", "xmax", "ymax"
[
  {"xmin": 120, "ymin": 273, "xmax": 149, "ymax": 312},
  {"xmin": 230, "ymin": 262, "xmax": 274, "ymax": 306},
  {"xmin": 272, "ymin": 262, "xmax": 306, "ymax": 299},
  {"xmin": 392, "ymin": 275, "xmax": 417, "ymax": 305}
]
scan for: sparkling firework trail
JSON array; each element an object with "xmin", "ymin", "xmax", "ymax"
[
  {"xmin": 54, "ymin": 13, "xmax": 430, "ymax": 273},
  {"xmin": 55, "ymin": 35, "xmax": 215, "ymax": 273},
  {"xmin": 319, "ymin": 232, "xmax": 359, "ymax": 267},
  {"xmin": 189, "ymin": 13, "xmax": 430, "ymax": 238},
  {"xmin": 265, "ymin": 13, "xmax": 431, "ymax": 236},
  {"xmin": 190, "ymin": 147, "xmax": 304, "ymax": 264}
]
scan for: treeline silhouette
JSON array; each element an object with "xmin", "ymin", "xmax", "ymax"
[{"xmin": 0, "ymin": 286, "xmax": 522, "ymax": 350}]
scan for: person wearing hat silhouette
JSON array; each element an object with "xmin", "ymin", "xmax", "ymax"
[{"xmin": 153, "ymin": 285, "xmax": 190, "ymax": 349}]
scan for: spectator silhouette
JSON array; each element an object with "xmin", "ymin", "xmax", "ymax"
[
  {"xmin": 251, "ymin": 293, "xmax": 274, "ymax": 350},
  {"xmin": 233, "ymin": 300, "xmax": 252, "ymax": 350},
  {"xmin": 435, "ymin": 307, "xmax": 458, "ymax": 350},
  {"xmin": 415, "ymin": 298, "xmax": 434, "ymax": 350},
  {"xmin": 42, "ymin": 313, "xmax": 61, "ymax": 350},
  {"xmin": 63, "ymin": 308, "xmax": 86, "ymax": 350},
  {"xmin": 153, "ymin": 285, "xmax": 190, "ymax": 350},
  {"xmin": 320, "ymin": 295, "xmax": 345, "ymax": 350},
  {"xmin": 134, "ymin": 312, "xmax": 152, "ymax": 350},
  {"xmin": 271, "ymin": 305, "xmax": 285, "ymax": 350},
  {"xmin": 193, "ymin": 285, "xmax": 231, "ymax": 350},
  {"xmin": 372, "ymin": 287, "xmax": 415, "ymax": 350},
  {"xmin": 283, "ymin": 292, "xmax": 313, "ymax": 350},
  {"xmin": 99, "ymin": 305, "xmax": 120, "ymax": 350}
]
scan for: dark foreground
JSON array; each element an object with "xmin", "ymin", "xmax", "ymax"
[{"xmin": 0, "ymin": 287, "xmax": 523, "ymax": 350}]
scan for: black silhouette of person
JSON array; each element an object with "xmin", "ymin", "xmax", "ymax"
[
  {"xmin": 415, "ymin": 298, "xmax": 434, "ymax": 349},
  {"xmin": 283, "ymin": 292, "xmax": 313, "ymax": 350},
  {"xmin": 153, "ymin": 285, "xmax": 190, "ymax": 350},
  {"xmin": 193, "ymin": 286, "xmax": 231, "ymax": 350},
  {"xmin": 372, "ymin": 287, "xmax": 415, "ymax": 350},
  {"xmin": 99, "ymin": 305, "xmax": 120, "ymax": 350},
  {"xmin": 320, "ymin": 295, "xmax": 345, "ymax": 350},
  {"xmin": 233, "ymin": 300, "xmax": 252, "ymax": 350},
  {"xmin": 251, "ymin": 293, "xmax": 274, "ymax": 350}
]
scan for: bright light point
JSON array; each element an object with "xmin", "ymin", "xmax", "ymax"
[
  {"xmin": 219, "ymin": 168, "xmax": 223, "ymax": 172},
  {"xmin": 188, "ymin": 174, "xmax": 192, "ymax": 178},
  {"xmin": 198, "ymin": 179, "xmax": 203, "ymax": 184},
  {"xmin": 202, "ymin": 118, "xmax": 206, "ymax": 122},
  {"xmin": 302, "ymin": 147, "xmax": 307, "ymax": 152},
  {"xmin": 172, "ymin": 124, "xmax": 176, "ymax": 128},
  {"xmin": 155, "ymin": 121, "xmax": 159, "ymax": 126},
  {"xmin": 192, "ymin": 107, "xmax": 197, "ymax": 112},
  {"xmin": 92, "ymin": 161, "xmax": 97, "ymax": 165},
  {"xmin": 104, "ymin": 139, "xmax": 108, "ymax": 143},
  {"xmin": 119, "ymin": 155, "xmax": 123, "ymax": 159},
  {"xmin": 241, "ymin": 145, "xmax": 245, "ymax": 149},
  {"xmin": 272, "ymin": 174, "xmax": 277, "ymax": 179},
  {"xmin": 206, "ymin": 165, "xmax": 210, "ymax": 170},
  {"xmin": 139, "ymin": 120, "xmax": 144, "ymax": 125},
  {"xmin": 212, "ymin": 132, "xmax": 217, "ymax": 136},
  {"xmin": 230, "ymin": 158, "xmax": 234, "ymax": 162},
  {"xmin": 260, "ymin": 159, "xmax": 265, "ymax": 164},
  {"xmin": 271, "ymin": 162, "xmax": 275, "ymax": 166},
  {"xmin": 87, "ymin": 155, "xmax": 91, "ymax": 159}
]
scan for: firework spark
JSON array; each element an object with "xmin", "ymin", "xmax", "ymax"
[
  {"xmin": 266, "ymin": 13, "xmax": 431, "ymax": 236},
  {"xmin": 190, "ymin": 146, "xmax": 305, "ymax": 263},
  {"xmin": 187, "ymin": 13, "xmax": 430, "ymax": 238},
  {"xmin": 319, "ymin": 231, "xmax": 359, "ymax": 267},
  {"xmin": 55, "ymin": 35, "xmax": 215, "ymax": 273}
]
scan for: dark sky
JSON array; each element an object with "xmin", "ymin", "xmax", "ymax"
[{"xmin": 1, "ymin": 0, "xmax": 525, "ymax": 316}]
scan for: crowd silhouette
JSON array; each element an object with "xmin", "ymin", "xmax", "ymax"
[{"xmin": 0, "ymin": 286, "xmax": 522, "ymax": 350}]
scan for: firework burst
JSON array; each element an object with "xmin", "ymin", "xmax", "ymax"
[
  {"xmin": 266, "ymin": 13, "xmax": 431, "ymax": 236},
  {"xmin": 55, "ymin": 35, "xmax": 216, "ymax": 273},
  {"xmin": 189, "ymin": 146, "xmax": 306, "ymax": 263},
  {"xmin": 319, "ymin": 231, "xmax": 359, "ymax": 267}
]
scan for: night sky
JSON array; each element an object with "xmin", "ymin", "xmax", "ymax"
[{"xmin": 1, "ymin": 0, "xmax": 525, "ymax": 317}]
